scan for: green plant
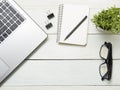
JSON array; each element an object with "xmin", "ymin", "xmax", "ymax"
[{"xmin": 92, "ymin": 6, "xmax": 120, "ymax": 33}]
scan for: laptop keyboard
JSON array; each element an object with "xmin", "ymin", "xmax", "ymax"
[{"xmin": 0, "ymin": 0, "xmax": 25, "ymax": 43}]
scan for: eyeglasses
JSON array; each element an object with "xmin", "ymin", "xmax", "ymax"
[{"xmin": 99, "ymin": 42, "xmax": 113, "ymax": 81}]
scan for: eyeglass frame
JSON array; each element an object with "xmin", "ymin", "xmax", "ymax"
[{"xmin": 99, "ymin": 42, "xmax": 113, "ymax": 81}]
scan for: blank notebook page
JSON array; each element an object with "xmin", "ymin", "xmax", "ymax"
[{"xmin": 58, "ymin": 4, "xmax": 89, "ymax": 45}]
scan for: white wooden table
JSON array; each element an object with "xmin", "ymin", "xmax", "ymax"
[{"xmin": 1, "ymin": 0, "xmax": 120, "ymax": 90}]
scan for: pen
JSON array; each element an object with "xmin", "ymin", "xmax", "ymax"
[{"xmin": 64, "ymin": 15, "xmax": 87, "ymax": 41}]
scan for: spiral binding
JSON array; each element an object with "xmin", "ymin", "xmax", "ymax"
[{"xmin": 57, "ymin": 4, "xmax": 64, "ymax": 42}]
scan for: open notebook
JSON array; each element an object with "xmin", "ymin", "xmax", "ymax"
[{"xmin": 57, "ymin": 4, "xmax": 89, "ymax": 45}]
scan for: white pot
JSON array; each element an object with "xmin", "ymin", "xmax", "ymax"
[{"xmin": 96, "ymin": 27, "xmax": 111, "ymax": 33}]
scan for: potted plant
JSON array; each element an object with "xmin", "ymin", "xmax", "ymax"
[{"xmin": 92, "ymin": 6, "xmax": 120, "ymax": 33}]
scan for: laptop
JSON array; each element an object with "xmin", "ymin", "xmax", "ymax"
[{"xmin": 0, "ymin": 0, "xmax": 47, "ymax": 83}]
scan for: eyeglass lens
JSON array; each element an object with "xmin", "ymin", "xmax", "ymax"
[
  {"xmin": 99, "ymin": 63, "xmax": 108, "ymax": 78},
  {"xmin": 100, "ymin": 45, "xmax": 109, "ymax": 59}
]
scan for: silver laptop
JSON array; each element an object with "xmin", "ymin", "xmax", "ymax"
[{"xmin": 0, "ymin": 0, "xmax": 47, "ymax": 83}]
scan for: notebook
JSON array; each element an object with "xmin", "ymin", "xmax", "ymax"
[{"xmin": 57, "ymin": 4, "xmax": 89, "ymax": 45}]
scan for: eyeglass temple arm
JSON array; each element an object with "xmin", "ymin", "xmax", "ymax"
[{"xmin": 107, "ymin": 43, "xmax": 113, "ymax": 80}]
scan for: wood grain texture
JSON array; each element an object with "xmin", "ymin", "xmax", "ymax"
[
  {"xmin": 2, "ymin": 60, "xmax": 120, "ymax": 86},
  {"xmin": 1, "ymin": 86, "xmax": 120, "ymax": 90},
  {"xmin": 15, "ymin": 0, "xmax": 120, "ymax": 8},
  {"xmin": 28, "ymin": 35, "xmax": 120, "ymax": 59}
]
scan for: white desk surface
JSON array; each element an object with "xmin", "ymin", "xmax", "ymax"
[{"xmin": 1, "ymin": 0, "xmax": 120, "ymax": 90}]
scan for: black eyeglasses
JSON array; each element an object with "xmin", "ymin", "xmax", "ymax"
[{"xmin": 99, "ymin": 42, "xmax": 113, "ymax": 81}]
